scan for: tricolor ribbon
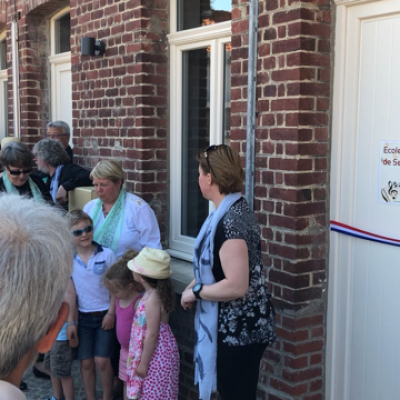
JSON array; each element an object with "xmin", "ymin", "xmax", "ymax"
[{"xmin": 330, "ymin": 220, "xmax": 400, "ymax": 247}]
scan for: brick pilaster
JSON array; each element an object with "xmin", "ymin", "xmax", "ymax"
[
  {"xmin": 231, "ymin": 0, "xmax": 332, "ymax": 398},
  {"xmin": 69, "ymin": 0, "xmax": 169, "ymax": 243}
]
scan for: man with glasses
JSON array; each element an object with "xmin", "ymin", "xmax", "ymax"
[{"xmin": 47, "ymin": 121, "xmax": 73, "ymax": 163}]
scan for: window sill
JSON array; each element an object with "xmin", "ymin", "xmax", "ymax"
[{"xmin": 170, "ymin": 257, "xmax": 193, "ymax": 294}]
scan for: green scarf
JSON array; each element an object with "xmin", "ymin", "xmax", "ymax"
[
  {"xmin": 2, "ymin": 173, "xmax": 43, "ymax": 202},
  {"xmin": 91, "ymin": 189, "xmax": 126, "ymax": 253}
]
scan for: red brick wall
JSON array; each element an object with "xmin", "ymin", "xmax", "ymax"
[
  {"xmin": 70, "ymin": 0, "xmax": 169, "ymax": 241},
  {"xmin": 231, "ymin": 0, "xmax": 331, "ymax": 399},
  {"xmin": 4, "ymin": 0, "xmax": 169, "ymax": 244},
  {"xmin": 3, "ymin": 0, "xmax": 333, "ymax": 398}
]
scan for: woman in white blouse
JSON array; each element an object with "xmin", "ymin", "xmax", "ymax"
[{"xmin": 83, "ymin": 159, "xmax": 161, "ymax": 257}]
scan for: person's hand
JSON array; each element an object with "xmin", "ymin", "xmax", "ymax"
[
  {"xmin": 101, "ymin": 313, "xmax": 115, "ymax": 330},
  {"xmin": 67, "ymin": 324, "xmax": 79, "ymax": 348},
  {"xmin": 181, "ymin": 287, "xmax": 196, "ymax": 310},
  {"xmin": 136, "ymin": 361, "xmax": 148, "ymax": 378},
  {"xmin": 56, "ymin": 185, "xmax": 68, "ymax": 204}
]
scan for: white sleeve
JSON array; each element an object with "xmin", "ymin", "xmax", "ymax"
[
  {"xmin": 83, "ymin": 200, "xmax": 94, "ymax": 215},
  {"xmin": 106, "ymin": 249, "xmax": 117, "ymax": 268},
  {"xmin": 137, "ymin": 203, "xmax": 162, "ymax": 250}
]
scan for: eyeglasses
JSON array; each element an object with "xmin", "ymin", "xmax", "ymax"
[
  {"xmin": 6, "ymin": 167, "xmax": 32, "ymax": 176},
  {"xmin": 203, "ymin": 144, "xmax": 231, "ymax": 175},
  {"xmin": 71, "ymin": 224, "xmax": 93, "ymax": 237}
]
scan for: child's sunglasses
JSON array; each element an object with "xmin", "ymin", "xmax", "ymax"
[{"xmin": 71, "ymin": 224, "xmax": 93, "ymax": 237}]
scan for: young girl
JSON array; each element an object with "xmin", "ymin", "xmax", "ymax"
[
  {"xmin": 126, "ymin": 247, "xmax": 180, "ymax": 400},
  {"xmin": 104, "ymin": 250, "xmax": 144, "ymax": 400}
]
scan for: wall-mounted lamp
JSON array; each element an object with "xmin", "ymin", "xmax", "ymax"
[{"xmin": 81, "ymin": 37, "xmax": 105, "ymax": 56}]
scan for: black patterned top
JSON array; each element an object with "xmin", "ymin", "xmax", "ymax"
[{"xmin": 213, "ymin": 197, "xmax": 276, "ymax": 346}]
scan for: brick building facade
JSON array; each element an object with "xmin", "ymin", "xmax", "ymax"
[{"xmin": 0, "ymin": 0, "xmax": 333, "ymax": 399}]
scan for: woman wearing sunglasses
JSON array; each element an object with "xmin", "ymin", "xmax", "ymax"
[
  {"xmin": 181, "ymin": 144, "xmax": 276, "ymax": 400},
  {"xmin": 83, "ymin": 159, "xmax": 161, "ymax": 258},
  {"xmin": 0, "ymin": 141, "xmax": 51, "ymax": 203}
]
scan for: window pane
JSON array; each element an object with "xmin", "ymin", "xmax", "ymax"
[
  {"xmin": 181, "ymin": 48, "xmax": 210, "ymax": 238},
  {"xmin": 55, "ymin": 13, "xmax": 71, "ymax": 54},
  {"xmin": 178, "ymin": 0, "xmax": 232, "ymax": 31},
  {"xmin": 223, "ymin": 43, "xmax": 231, "ymax": 144},
  {"xmin": 0, "ymin": 40, "xmax": 6, "ymax": 70}
]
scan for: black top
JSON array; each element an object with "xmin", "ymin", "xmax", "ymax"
[
  {"xmin": 212, "ymin": 197, "xmax": 276, "ymax": 346},
  {"xmin": 44, "ymin": 163, "xmax": 92, "ymax": 210},
  {"xmin": 35, "ymin": 145, "xmax": 74, "ymax": 180},
  {"xmin": 66, "ymin": 145, "xmax": 73, "ymax": 163},
  {"xmin": 0, "ymin": 173, "xmax": 52, "ymax": 203}
]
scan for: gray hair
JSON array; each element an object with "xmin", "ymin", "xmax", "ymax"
[
  {"xmin": 0, "ymin": 194, "xmax": 73, "ymax": 378},
  {"xmin": 47, "ymin": 120, "xmax": 70, "ymax": 136},
  {"xmin": 32, "ymin": 139, "xmax": 70, "ymax": 167},
  {"xmin": 0, "ymin": 141, "xmax": 34, "ymax": 169}
]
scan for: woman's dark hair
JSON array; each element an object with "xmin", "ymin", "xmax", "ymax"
[
  {"xmin": 0, "ymin": 142, "xmax": 34, "ymax": 169},
  {"xmin": 142, "ymin": 276, "xmax": 175, "ymax": 314},
  {"xmin": 104, "ymin": 249, "xmax": 143, "ymax": 292},
  {"xmin": 196, "ymin": 144, "xmax": 244, "ymax": 195}
]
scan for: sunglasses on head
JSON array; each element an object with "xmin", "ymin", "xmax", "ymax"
[
  {"xmin": 203, "ymin": 144, "xmax": 231, "ymax": 175},
  {"xmin": 6, "ymin": 167, "xmax": 32, "ymax": 176},
  {"xmin": 71, "ymin": 224, "xmax": 93, "ymax": 237}
]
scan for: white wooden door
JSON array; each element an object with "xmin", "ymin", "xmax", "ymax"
[
  {"xmin": 50, "ymin": 55, "xmax": 72, "ymax": 146},
  {"xmin": 328, "ymin": 1, "xmax": 400, "ymax": 399}
]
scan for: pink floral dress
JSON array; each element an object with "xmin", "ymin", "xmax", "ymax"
[{"xmin": 127, "ymin": 290, "xmax": 180, "ymax": 400}]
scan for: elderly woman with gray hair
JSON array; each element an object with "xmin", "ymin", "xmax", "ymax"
[
  {"xmin": 0, "ymin": 140, "xmax": 51, "ymax": 202},
  {"xmin": 33, "ymin": 139, "xmax": 92, "ymax": 210}
]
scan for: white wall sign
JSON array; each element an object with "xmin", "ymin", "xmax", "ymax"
[{"xmin": 379, "ymin": 141, "xmax": 400, "ymax": 204}]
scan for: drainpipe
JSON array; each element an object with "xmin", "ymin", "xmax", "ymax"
[
  {"xmin": 11, "ymin": 20, "xmax": 21, "ymax": 139},
  {"xmin": 245, "ymin": 0, "xmax": 259, "ymax": 211}
]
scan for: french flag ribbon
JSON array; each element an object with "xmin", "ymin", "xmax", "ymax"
[{"xmin": 330, "ymin": 220, "xmax": 400, "ymax": 247}]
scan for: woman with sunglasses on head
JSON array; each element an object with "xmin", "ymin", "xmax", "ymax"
[
  {"xmin": 83, "ymin": 159, "xmax": 161, "ymax": 258},
  {"xmin": 181, "ymin": 144, "xmax": 276, "ymax": 400},
  {"xmin": 0, "ymin": 140, "xmax": 52, "ymax": 203}
]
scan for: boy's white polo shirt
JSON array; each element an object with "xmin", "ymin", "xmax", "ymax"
[{"xmin": 72, "ymin": 242, "xmax": 116, "ymax": 312}]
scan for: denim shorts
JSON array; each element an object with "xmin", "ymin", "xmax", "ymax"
[{"xmin": 77, "ymin": 310, "xmax": 116, "ymax": 360}]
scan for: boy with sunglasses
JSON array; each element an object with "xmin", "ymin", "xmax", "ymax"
[{"xmin": 68, "ymin": 209, "xmax": 117, "ymax": 400}]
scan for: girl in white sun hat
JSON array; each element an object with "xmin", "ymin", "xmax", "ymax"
[{"xmin": 126, "ymin": 247, "xmax": 179, "ymax": 400}]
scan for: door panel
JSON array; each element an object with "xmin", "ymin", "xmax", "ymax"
[{"xmin": 328, "ymin": 3, "xmax": 400, "ymax": 399}]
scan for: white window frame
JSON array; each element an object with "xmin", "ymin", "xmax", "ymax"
[
  {"xmin": 168, "ymin": 1, "xmax": 231, "ymax": 260},
  {"xmin": 0, "ymin": 31, "xmax": 8, "ymax": 141},
  {"xmin": 49, "ymin": 7, "xmax": 72, "ymax": 146}
]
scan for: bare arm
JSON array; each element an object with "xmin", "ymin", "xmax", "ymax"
[
  {"xmin": 102, "ymin": 294, "xmax": 116, "ymax": 330},
  {"xmin": 136, "ymin": 291, "xmax": 161, "ymax": 378},
  {"xmin": 181, "ymin": 239, "xmax": 249, "ymax": 303},
  {"xmin": 65, "ymin": 279, "xmax": 79, "ymax": 348},
  {"xmin": 181, "ymin": 278, "xmax": 196, "ymax": 310}
]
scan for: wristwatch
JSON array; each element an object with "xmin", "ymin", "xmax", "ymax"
[{"xmin": 192, "ymin": 283, "xmax": 203, "ymax": 300}]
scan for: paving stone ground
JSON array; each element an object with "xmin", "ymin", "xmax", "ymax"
[{"xmin": 22, "ymin": 360, "xmax": 123, "ymax": 400}]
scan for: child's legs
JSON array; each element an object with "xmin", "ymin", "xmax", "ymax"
[
  {"xmin": 60, "ymin": 376, "xmax": 74, "ymax": 400},
  {"xmin": 45, "ymin": 341, "xmax": 76, "ymax": 400},
  {"xmin": 93, "ymin": 319, "xmax": 116, "ymax": 400},
  {"xmin": 123, "ymin": 381, "xmax": 128, "ymax": 400},
  {"xmin": 80, "ymin": 358, "xmax": 96, "ymax": 400},
  {"xmin": 50, "ymin": 376, "xmax": 63, "ymax": 400},
  {"xmin": 77, "ymin": 312, "xmax": 102, "ymax": 400},
  {"xmin": 94, "ymin": 357, "xmax": 113, "ymax": 400}
]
